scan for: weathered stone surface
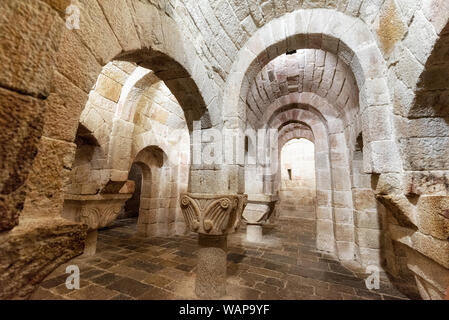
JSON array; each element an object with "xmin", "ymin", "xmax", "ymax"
[
  {"xmin": 0, "ymin": 88, "xmax": 45, "ymax": 231},
  {"xmin": 97, "ymin": 0, "xmax": 141, "ymax": 52},
  {"xmin": 404, "ymin": 171, "xmax": 449, "ymax": 196},
  {"xmin": 402, "ymin": 137, "xmax": 449, "ymax": 171},
  {"xmin": 390, "ymin": 224, "xmax": 449, "ymax": 270},
  {"xmin": 0, "ymin": 218, "xmax": 86, "ymax": 299},
  {"xmin": 404, "ymin": 245, "xmax": 449, "ymax": 300},
  {"xmin": 43, "ymin": 71, "xmax": 88, "ymax": 142},
  {"xmin": 0, "ymin": 0, "xmax": 64, "ymax": 97},
  {"xmin": 63, "ymin": 194, "xmax": 132, "ymax": 231},
  {"xmin": 56, "ymin": 29, "xmax": 102, "ymax": 94},
  {"xmin": 70, "ymin": 0, "xmax": 122, "ymax": 64},
  {"xmin": 196, "ymin": 234, "xmax": 227, "ymax": 298},
  {"xmin": 353, "ymin": 189, "xmax": 377, "ymax": 211},
  {"xmin": 416, "ymin": 196, "xmax": 449, "ymax": 241},
  {"xmin": 40, "ymin": 0, "xmax": 71, "ymax": 14},
  {"xmin": 376, "ymin": 0, "xmax": 407, "ymax": 54},
  {"xmin": 2, "ymin": 0, "xmax": 449, "ymax": 301},
  {"xmin": 22, "ymin": 137, "xmax": 76, "ymax": 220},
  {"xmin": 128, "ymin": 0, "xmax": 164, "ymax": 51},
  {"xmin": 95, "ymin": 74, "xmax": 123, "ymax": 103}
]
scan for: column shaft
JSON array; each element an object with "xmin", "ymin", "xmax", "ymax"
[{"xmin": 196, "ymin": 234, "xmax": 227, "ymax": 298}]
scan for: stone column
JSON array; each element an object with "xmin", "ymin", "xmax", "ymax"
[
  {"xmin": 83, "ymin": 230, "xmax": 99, "ymax": 256},
  {"xmin": 180, "ymin": 193, "xmax": 247, "ymax": 298},
  {"xmin": 246, "ymin": 224, "xmax": 263, "ymax": 242},
  {"xmin": 196, "ymin": 234, "xmax": 227, "ymax": 297},
  {"xmin": 242, "ymin": 194, "xmax": 278, "ymax": 243}
]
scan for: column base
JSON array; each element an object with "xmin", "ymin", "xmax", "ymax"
[
  {"xmin": 246, "ymin": 224, "xmax": 263, "ymax": 243},
  {"xmin": 195, "ymin": 234, "xmax": 227, "ymax": 299}
]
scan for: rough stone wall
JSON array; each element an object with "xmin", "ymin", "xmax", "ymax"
[
  {"xmin": 1, "ymin": 0, "xmax": 449, "ymax": 300},
  {"xmin": 382, "ymin": 1, "xmax": 449, "ymax": 299},
  {"xmin": 211, "ymin": 1, "xmax": 448, "ymax": 298},
  {"xmin": 21, "ymin": 0, "xmax": 218, "ymax": 225},
  {"xmin": 0, "ymin": 0, "xmax": 89, "ymax": 300},
  {"xmin": 348, "ymin": 135, "xmax": 384, "ymax": 266},
  {"xmin": 132, "ymin": 147, "xmax": 185, "ymax": 237},
  {"xmin": 129, "ymin": 74, "xmax": 190, "ymax": 236},
  {"xmin": 175, "ymin": 0, "xmax": 397, "ymax": 82},
  {"xmin": 1, "ymin": 0, "xmax": 211, "ymax": 299}
]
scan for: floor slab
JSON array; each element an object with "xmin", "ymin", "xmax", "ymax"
[{"xmin": 31, "ymin": 217, "xmax": 409, "ymax": 300}]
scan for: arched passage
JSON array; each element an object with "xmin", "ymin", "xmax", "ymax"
[
  {"xmin": 223, "ymin": 9, "xmax": 402, "ymax": 179},
  {"xmin": 267, "ymin": 107, "xmax": 337, "ymax": 255},
  {"xmin": 129, "ymin": 145, "xmax": 177, "ymax": 237},
  {"xmin": 279, "ymin": 138, "xmax": 316, "ymax": 220},
  {"xmin": 6, "ymin": 0, "xmax": 449, "ymax": 301},
  {"xmin": 122, "ymin": 163, "xmax": 145, "ymax": 219},
  {"xmin": 21, "ymin": 3, "xmax": 217, "ymax": 228}
]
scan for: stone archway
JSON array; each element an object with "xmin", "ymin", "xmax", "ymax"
[
  {"xmin": 267, "ymin": 107, "xmax": 337, "ymax": 255},
  {"xmin": 278, "ymin": 138, "xmax": 316, "ymax": 220},
  {"xmin": 0, "ymin": 2, "xmax": 215, "ymax": 299},
  {"xmin": 223, "ymin": 9, "xmax": 402, "ymax": 180}
]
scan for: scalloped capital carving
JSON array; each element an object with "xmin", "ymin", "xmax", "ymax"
[
  {"xmin": 80, "ymin": 204, "xmax": 124, "ymax": 231},
  {"xmin": 180, "ymin": 193, "xmax": 248, "ymax": 236},
  {"xmin": 63, "ymin": 194, "xmax": 132, "ymax": 231}
]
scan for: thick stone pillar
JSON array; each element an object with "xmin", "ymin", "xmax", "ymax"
[{"xmin": 180, "ymin": 193, "xmax": 247, "ymax": 298}]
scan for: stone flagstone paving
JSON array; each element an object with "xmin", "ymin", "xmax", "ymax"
[{"xmin": 31, "ymin": 217, "xmax": 410, "ymax": 300}]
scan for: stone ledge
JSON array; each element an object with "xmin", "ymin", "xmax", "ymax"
[{"xmin": 64, "ymin": 193, "xmax": 133, "ymax": 201}]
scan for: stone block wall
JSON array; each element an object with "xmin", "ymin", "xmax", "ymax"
[
  {"xmin": 1, "ymin": 0, "xmax": 449, "ymax": 300},
  {"xmin": 0, "ymin": 0, "xmax": 88, "ymax": 299}
]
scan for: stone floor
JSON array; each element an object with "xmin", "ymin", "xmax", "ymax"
[{"xmin": 31, "ymin": 216, "xmax": 410, "ymax": 300}]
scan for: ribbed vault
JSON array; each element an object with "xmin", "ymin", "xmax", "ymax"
[{"xmin": 246, "ymin": 49, "xmax": 359, "ymax": 128}]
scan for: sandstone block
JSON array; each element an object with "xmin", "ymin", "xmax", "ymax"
[
  {"xmin": 0, "ymin": 1, "xmax": 63, "ymax": 97},
  {"xmin": 0, "ymin": 89, "xmax": 46, "ymax": 230}
]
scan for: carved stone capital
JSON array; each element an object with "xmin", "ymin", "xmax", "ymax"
[
  {"xmin": 63, "ymin": 194, "xmax": 132, "ymax": 231},
  {"xmin": 180, "ymin": 193, "xmax": 248, "ymax": 236},
  {"xmin": 243, "ymin": 194, "xmax": 278, "ymax": 224},
  {"xmin": 79, "ymin": 204, "xmax": 123, "ymax": 231}
]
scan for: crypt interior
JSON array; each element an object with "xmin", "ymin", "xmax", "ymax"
[{"xmin": 1, "ymin": 0, "xmax": 449, "ymax": 300}]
